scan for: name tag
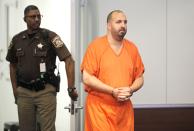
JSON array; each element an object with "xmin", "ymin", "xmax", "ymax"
[{"xmin": 40, "ymin": 62, "xmax": 46, "ymax": 72}]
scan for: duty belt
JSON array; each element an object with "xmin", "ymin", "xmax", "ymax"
[
  {"xmin": 17, "ymin": 79, "xmax": 46, "ymax": 91},
  {"xmin": 17, "ymin": 72, "xmax": 60, "ymax": 92}
]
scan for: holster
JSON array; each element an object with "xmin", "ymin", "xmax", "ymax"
[{"xmin": 44, "ymin": 72, "xmax": 60, "ymax": 92}]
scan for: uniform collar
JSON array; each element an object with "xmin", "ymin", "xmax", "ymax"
[
  {"xmin": 22, "ymin": 28, "xmax": 41, "ymax": 39},
  {"xmin": 27, "ymin": 28, "xmax": 40, "ymax": 35}
]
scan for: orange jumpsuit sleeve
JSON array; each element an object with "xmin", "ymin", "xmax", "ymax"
[
  {"xmin": 133, "ymin": 47, "xmax": 144, "ymax": 79},
  {"xmin": 81, "ymin": 43, "xmax": 99, "ymax": 76},
  {"xmin": 81, "ymin": 42, "xmax": 100, "ymax": 92}
]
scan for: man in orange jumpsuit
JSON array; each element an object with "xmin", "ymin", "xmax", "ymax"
[{"xmin": 81, "ymin": 10, "xmax": 144, "ymax": 131}]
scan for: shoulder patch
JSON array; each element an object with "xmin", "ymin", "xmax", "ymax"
[{"xmin": 51, "ymin": 36, "xmax": 64, "ymax": 48}]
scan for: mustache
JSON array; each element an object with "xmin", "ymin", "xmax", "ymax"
[{"xmin": 119, "ymin": 27, "xmax": 126, "ymax": 32}]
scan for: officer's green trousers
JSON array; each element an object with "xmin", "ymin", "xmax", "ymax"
[{"xmin": 17, "ymin": 84, "xmax": 56, "ymax": 131}]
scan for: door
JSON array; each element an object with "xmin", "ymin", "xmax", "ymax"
[{"xmin": 70, "ymin": 0, "xmax": 86, "ymax": 130}]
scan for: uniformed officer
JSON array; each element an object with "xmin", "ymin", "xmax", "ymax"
[{"xmin": 6, "ymin": 5, "xmax": 78, "ymax": 131}]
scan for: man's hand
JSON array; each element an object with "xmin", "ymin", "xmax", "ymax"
[
  {"xmin": 67, "ymin": 87, "xmax": 78, "ymax": 101},
  {"xmin": 112, "ymin": 87, "xmax": 133, "ymax": 102}
]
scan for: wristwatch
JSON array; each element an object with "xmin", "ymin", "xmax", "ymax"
[{"xmin": 67, "ymin": 87, "xmax": 76, "ymax": 93}]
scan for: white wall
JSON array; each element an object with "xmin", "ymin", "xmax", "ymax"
[
  {"xmin": 167, "ymin": 0, "xmax": 194, "ymax": 104},
  {"xmin": 0, "ymin": 0, "xmax": 19, "ymax": 130},
  {"xmin": 0, "ymin": 0, "xmax": 72, "ymax": 130}
]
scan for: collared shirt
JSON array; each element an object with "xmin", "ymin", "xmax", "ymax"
[{"xmin": 6, "ymin": 28, "xmax": 71, "ymax": 82}]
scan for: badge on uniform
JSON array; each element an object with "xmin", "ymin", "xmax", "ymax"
[
  {"xmin": 51, "ymin": 36, "xmax": 63, "ymax": 48},
  {"xmin": 37, "ymin": 43, "xmax": 44, "ymax": 49}
]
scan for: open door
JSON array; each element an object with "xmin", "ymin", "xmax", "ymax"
[
  {"xmin": 67, "ymin": 0, "xmax": 86, "ymax": 131},
  {"xmin": 69, "ymin": 0, "xmax": 100, "ymax": 130}
]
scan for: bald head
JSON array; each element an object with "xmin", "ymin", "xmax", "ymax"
[{"xmin": 107, "ymin": 10, "xmax": 124, "ymax": 23}]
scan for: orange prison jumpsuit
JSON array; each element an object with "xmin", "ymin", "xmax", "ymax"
[{"xmin": 81, "ymin": 35, "xmax": 144, "ymax": 131}]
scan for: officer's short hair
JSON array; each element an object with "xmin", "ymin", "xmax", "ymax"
[
  {"xmin": 107, "ymin": 10, "xmax": 124, "ymax": 23},
  {"xmin": 24, "ymin": 5, "xmax": 39, "ymax": 16}
]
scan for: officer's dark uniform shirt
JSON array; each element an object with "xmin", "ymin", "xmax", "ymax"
[{"xmin": 6, "ymin": 28, "xmax": 71, "ymax": 82}]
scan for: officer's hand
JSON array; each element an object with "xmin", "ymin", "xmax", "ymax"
[{"xmin": 68, "ymin": 88, "xmax": 78, "ymax": 101}]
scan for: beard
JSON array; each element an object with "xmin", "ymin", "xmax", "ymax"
[
  {"xmin": 111, "ymin": 27, "xmax": 127, "ymax": 41},
  {"xmin": 117, "ymin": 28, "xmax": 127, "ymax": 41},
  {"xmin": 119, "ymin": 30, "xmax": 126, "ymax": 38}
]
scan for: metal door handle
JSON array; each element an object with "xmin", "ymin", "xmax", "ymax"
[
  {"xmin": 64, "ymin": 104, "xmax": 72, "ymax": 113},
  {"xmin": 64, "ymin": 101, "xmax": 83, "ymax": 115},
  {"xmin": 64, "ymin": 103, "xmax": 75, "ymax": 115},
  {"xmin": 75, "ymin": 106, "xmax": 83, "ymax": 113}
]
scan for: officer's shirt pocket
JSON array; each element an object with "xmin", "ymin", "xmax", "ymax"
[
  {"xmin": 33, "ymin": 43, "xmax": 48, "ymax": 57},
  {"xmin": 16, "ymin": 48, "xmax": 24, "ymax": 57}
]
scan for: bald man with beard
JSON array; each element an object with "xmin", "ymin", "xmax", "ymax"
[{"xmin": 81, "ymin": 10, "xmax": 145, "ymax": 131}]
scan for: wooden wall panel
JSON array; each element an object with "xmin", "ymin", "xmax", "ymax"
[{"xmin": 134, "ymin": 106, "xmax": 194, "ymax": 131}]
